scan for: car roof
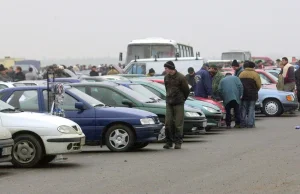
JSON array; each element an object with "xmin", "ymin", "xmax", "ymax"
[
  {"xmin": 129, "ymin": 57, "xmax": 204, "ymax": 63},
  {"xmin": 70, "ymin": 81, "xmax": 119, "ymax": 87}
]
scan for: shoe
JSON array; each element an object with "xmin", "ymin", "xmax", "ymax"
[
  {"xmin": 163, "ymin": 143, "xmax": 173, "ymax": 149},
  {"xmin": 174, "ymin": 144, "xmax": 181, "ymax": 149},
  {"xmin": 234, "ymin": 124, "xmax": 241, "ymax": 128},
  {"xmin": 226, "ymin": 126, "xmax": 231, "ymax": 129}
]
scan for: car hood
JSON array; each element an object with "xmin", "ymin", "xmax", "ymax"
[
  {"xmin": 95, "ymin": 106, "xmax": 157, "ymax": 118},
  {"xmin": 186, "ymin": 99, "xmax": 220, "ymax": 111},
  {"xmin": 0, "ymin": 127, "xmax": 12, "ymax": 139},
  {"xmin": 0, "ymin": 112, "xmax": 77, "ymax": 128},
  {"xmin": 259, "ymin": 88, "xmax": 294, "ymax": 95}
]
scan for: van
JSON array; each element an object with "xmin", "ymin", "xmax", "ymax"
[{"xmin": 123, "ymin": 57, "xmax": 204, "ymax": 75}]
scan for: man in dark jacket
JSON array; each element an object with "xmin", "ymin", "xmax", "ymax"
[
  {"xmin": 295, "ymin": 65, "xmax": 300, "ymax": 111},
  {"xmin": 164, "ymin": 61, "xmax": 190, "ymax": 149},
  {"xmin": 232, "ymin": 60, "xmax": 243, "ymax": 77},
  {"xmin": 13, "ymin": 66, "xmax": 26, "ymax": 82},
  {"xmin": 90, "ymin": 66, "xmax": 99, "ymax": 76},
  {"xmin": 0, "ymin": 65, "xmax": 12, "ymax": 82},
  {"xmin": 194, "ymin": 63, "xmax": 212, "ymax": 98},
  {"xmin": 185, "ymin": 67, "xmax": 196, "ymax": 91},
  {"xmin": 239, "ymin": 61, "xmax": 261, "ymax": 128}
]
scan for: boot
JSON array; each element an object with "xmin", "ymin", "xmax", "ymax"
[
  {"xmin": 163, "ymin": 142, "xmax": 173, "ymax": 149},
  {"xmin": 174, "ymin": 143, "xmax": 181, "ymax": 149}
]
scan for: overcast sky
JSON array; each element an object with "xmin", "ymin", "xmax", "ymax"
[{"xmin": 0, "ymin": 0, "xmax": 298, "ymax": 60}]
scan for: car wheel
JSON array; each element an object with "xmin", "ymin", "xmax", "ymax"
[
  {"xmin": 12, "ymin": 134, "xmax": 44, "ymax": 168},
  {"xmin": 262, "ymin": 99, "xmax": 282, "ymax": 117},
  {"xmin": 133, "ymin": 142, "xmax": 149, "ymax": 149},
  {"xmin": 105, "ymin": 124, "xmax": 135, "ymax": 152},
  {"xmin": 39, "ymin": 155, "xmax": 57, "ymax": 165}
]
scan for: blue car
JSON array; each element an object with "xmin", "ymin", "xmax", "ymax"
[
  {"xmin": 256, "ymin": 89, "xmax": 298, "ymax": 116},
  {"xmin": 0, "ymin": 86, "xmax": 163, "ymax": 152}
]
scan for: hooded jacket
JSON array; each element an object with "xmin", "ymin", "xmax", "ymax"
[{"xmin": 194, "ymin": 67, "xmax": 212, "ymax": 98}]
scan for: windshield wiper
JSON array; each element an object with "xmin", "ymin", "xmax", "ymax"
[
  {"xmin": 0, "ymin": 108, "xmax": 17, "ymax": 112},
  {"xmin": 145, "ymin": 100, "xmax": 156, "ymax": 103}
]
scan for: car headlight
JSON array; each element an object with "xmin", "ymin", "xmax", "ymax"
[
  {"xmin": 202, "ymin": 106, "xmax": 217, "ymax": 113},
  {"xmin": 185, "ymin": 112, "xmax": 200, "ymax": 117},
  {"xmin": 140, "ymin": 118, "xmax": 155, "ymax": 125},
  {"xmin": 57, "ymin": 125, "xmax": 76, "ymax": 134},
  {"xmin": 286, "ymin": 95, "xmax": 294, "ymax": 101}
]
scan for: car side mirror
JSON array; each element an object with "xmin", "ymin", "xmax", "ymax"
[
  {"xmin": 122, "ymin": 99, "xmax": 133, "ymax": 108},
  {"xmin": 75, "ymin": 102, "xmax": 85, "ymax": 110}
]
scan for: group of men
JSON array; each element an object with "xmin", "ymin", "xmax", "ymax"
[
  {"xmin": 0, "ymin": 65, "xmax": 38, "ymax": 82},
  {"xmin": 185, "ymin": 60, "xmax": 261, "ymax": 129}
]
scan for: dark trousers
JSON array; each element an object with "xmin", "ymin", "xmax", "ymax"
[
  {"xmin": 225, "ymin": 100, "xmax": 241, "ymax": 126},
  {"xmin": 165, "ymin": 103, "xmax": 184, "ymax": 144}
]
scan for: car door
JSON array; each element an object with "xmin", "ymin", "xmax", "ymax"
[{"xmin": 41, "ymin": 89, "xmax": 97, "ymax": 142}]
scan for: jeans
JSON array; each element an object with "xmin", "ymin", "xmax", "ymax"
[
  {"xmin": 225, "ymin": 100, "xmax": 241, "ymax": 126},
  {"xmin": 165, "ymin": 103, "xmax": 185, "ymax": 144},
  {"xmin": 240, "ymin": 100, "xmax": 256, "ymax": 127}
]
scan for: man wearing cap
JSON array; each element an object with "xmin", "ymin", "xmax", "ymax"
[
  {"xmin": 194, "ymin": 63, "xmax": 212, "ymax": 98},
  {"xmin": 209, "ymin": 64, "xmax": 224, "ymax": 100},
  {"xmin": 232, "ymin": 60, "xmax": 243, "ymax": 77},
  {"xmin": 0, "ymin": 65, "xmax": 12, "ymax": 82},
  {"xmin": 147, "ymin": 68, "xmax": 155, "ymax": 77},
  {"xmin": 164, "ymin": 61, "xmax": 190, "ymax": 149},
  {"xmin": 90, "ymin": 66, "xmax": 99, "ymax": 76},
  {"xmin": 185, "ymin": 67, "xmax": 196, "ymax": 91}
]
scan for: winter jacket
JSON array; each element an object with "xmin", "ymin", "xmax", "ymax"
[
  {"xmin": 107, "ymin": 69, "xmax": 119, "ymax": 75},
  {"xmin": 234, "ymin": 67, "xmax": 244, "ymax": 77},
  {"xmin": 194, "ymin": 67, "xmax": 212, "ymax": 98},
  {"xmin": 218, "ymin": 76, "xmax": 243, "ymax": 107},
  {"xmin": 13, "ymin": 72, "xmax": 26, "ymax": 82},
  {"xmin": 0, "ymin": 73, "xmax": 12, "ymax": 82},
  {"xmin": 283, "ymin": 64, "xmax": 295, "ymax": 84},
  {"xmin": 212, "ymin": 71, "xmax": 224, "ymax": 100},
  {"xmin": 239, "ymin": 68, "xmax": 261, "ymax": 101},
  {"xmin": 185, "ymin": 73, "xmax": 196, "ymax": 91},
  {"xmin": 90, "ymin": 71, "xmax": 99, "ymax": 76},
  {"xmin": 25, "ymin": 72, "xmax": 38, "ymax": 80},
  {"xmin": 165, "ymin": 71, "xmax": 190, "ymax": 105}
]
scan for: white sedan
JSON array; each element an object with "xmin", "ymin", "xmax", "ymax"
[{"xmin": 0, "ymin": 100, "xmax": 85, "ymax": 168}]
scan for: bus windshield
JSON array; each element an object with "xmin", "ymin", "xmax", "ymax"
[{"xmin": 222, "ymin": 52, "xmax": 246, "ymax": 61}]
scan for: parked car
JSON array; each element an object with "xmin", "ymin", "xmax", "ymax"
[
  {"xmin": 0, "ymin": 100, "xmax": 85, "ymax": 167},
  {"xmin": 70, "ymin": 82, "xmax": 207, "ymax": 140},
  {"xmin": 0, "ymin": 127, "xmax": 14, "ymax": 163},
  {"xmin": 125, "ymin": 79, "xmax": 224, "ymax": 129},
  {"xmin": 0, "ymin": 86, "xmax": 162, "ymax": 152},
  {"xmin": 256, "ymin": 89, "xmax": 298, "ymax": 116},
  {"xmin": 255, "ymin": 69, "xmax": 278, "ymax": 84},
  {"xmin": 80, "ymin": 75, "xmax": 129, "ymax": 82}
]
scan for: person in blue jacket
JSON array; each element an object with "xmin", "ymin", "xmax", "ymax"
[{"xmin": 194, "ymin": 63, "xmax": 212, "ymax": 98}]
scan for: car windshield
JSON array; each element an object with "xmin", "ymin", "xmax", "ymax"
[
  {"xmin": 260, "ymin": 77, "xmax": 270, "ymax": 85},
  {"xmin": 128, "ymin": 84, "xmax": 161, "ymax": 99},
  {"xmin": 0, "ymin": 100, "xmax": 16, "ymax": 111},
  {"xmin": 68, "ymin": 87, "xmax": 105, "ymax": 106},
  {"xmin": 265, "ymin": 71, "xmax": 278, "ymax": 82},
  {"xmin": 150, "ymin": 81, "xmax": 166, "ymax": 91},
  {"xmin": 115, "ymin": 85, "xmax": 155, "ymax": 103}
]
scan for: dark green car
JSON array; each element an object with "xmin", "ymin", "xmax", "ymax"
[{"xmin": 71, "ymin": 82, "xmax": 207, "ymax": 140}]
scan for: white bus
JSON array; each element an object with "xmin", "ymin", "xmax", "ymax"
[
  {"xmin": 221, "ymin": 50, "xmax": 251, "ymax": 61},
  {"xmin": 125, "ymin": 37, "xmax": 194, "ymax": 64}
]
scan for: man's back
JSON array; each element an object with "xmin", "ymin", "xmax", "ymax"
[
  {"xmin": 239, "ymin": 68, "xmax": 261, "ymax": 101},
  {"xmin": 194, "ymin": 68, "xmax": 212, "ymax": 98},
  {"xmin": 25, "ymin": 72, "xmax": 37, "ymax": 80}
]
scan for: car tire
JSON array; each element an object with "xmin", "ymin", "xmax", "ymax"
[
  {"xmin": 105, "ymin": 124, "xmax": 135, "ymax": 152},
  {"xmin": 262, "ymin": 99, "xmax": 282, "ymax": 117},
  {"xmin": 133, "ymin": 142, "xmax": 149, "ymax": 149},
  {"xmin": 39, "ymin": 155, "xmax": 57, "ymax": 165},
  {"xmin": 12, "ymin": 134, "xmax": 44, "ymax": 168}
]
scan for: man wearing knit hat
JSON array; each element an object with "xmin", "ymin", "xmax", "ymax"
[
  {"xmin": 164, "ymin": 61, "xmax": 190, "ymax": 149},
  {"xmin": 232, "ymin": 60, "xmax": 243, "ymax": 77},
  {"xmin": 185, "ymin": 67, "xmax": 196, "ymax": 91},
  {"xmin": 194, "ymin": 63, "xmax": 212, "ymax": 98}
]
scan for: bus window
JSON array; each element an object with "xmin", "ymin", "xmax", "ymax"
[{"xmin": 126, "ymin": 63, "xmax": 146, "ymax": 74}]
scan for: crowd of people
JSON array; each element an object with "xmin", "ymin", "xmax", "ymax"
[
  {"xmin": 0, "ymin": 64, "xmax": 34, "ymax": 82},
  {"xmin": 185, "ymin": 57, "xmax": 300, "ymax": 130}
]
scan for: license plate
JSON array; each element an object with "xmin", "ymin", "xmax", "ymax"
[
  {"xmin": 80, "ymin": 137, "xmax": 85, "ymax": 146},
  {"xmin": 202, "ymin": 121, "xmax": 207, "ymax": 127},
  {"xmin": 2, "ymin": 147, "xmax": 12, "ymax": 156}
]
